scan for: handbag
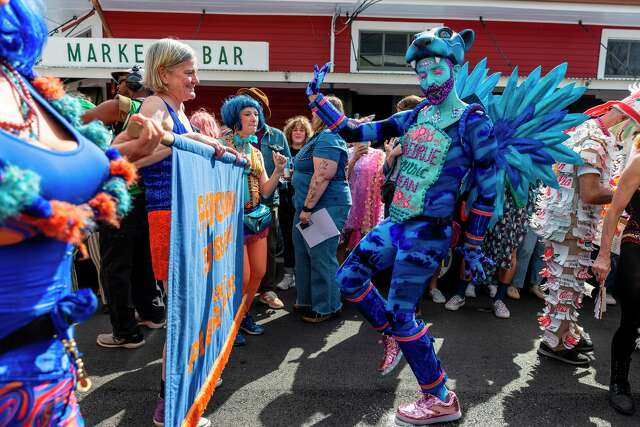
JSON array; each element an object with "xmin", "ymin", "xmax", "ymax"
[{"xmin": 243, "ymin": 203, "xmax": 272, "ymax": 234}]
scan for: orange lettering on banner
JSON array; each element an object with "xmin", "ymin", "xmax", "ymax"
[
  {"xmin": 202, "ymin": 223, "xmax": 234, "ymax": 276},
  {"xmin": 197, "ymin": 191, "xmax": 237, "ymax": 235},
  {"xmin": 187, "ymin": 275, "xmax": 236, "ymax": 374}
]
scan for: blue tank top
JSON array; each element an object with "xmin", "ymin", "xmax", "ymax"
[
  {"xmin": 140, "ymin": 100, "xmax": 189, "ymax": 211},
  {"xmin": 0, "ymin": 81, "xmax": 109, "ymax": 380}
]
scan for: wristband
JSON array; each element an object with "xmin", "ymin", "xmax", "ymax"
[{"xmin": 302, "ymin": 205, "xmax": 313, "ymax": 213}]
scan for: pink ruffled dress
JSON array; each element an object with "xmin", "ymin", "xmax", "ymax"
[{"xmin": 344, "ymin": 147, "xmax": 385, "ymax": 250}]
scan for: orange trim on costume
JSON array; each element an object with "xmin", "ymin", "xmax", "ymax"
[
  {"xmin": 464, "ymin": 232, "xmax": 484, "ymax": 242},
  {"xmin": 345, "ymin": 282, "xmax": 374, "ymax": 303},
  {"xmin": 109, "ymin": 159, "xmax": 138, "ymax": 185},
  {"xmin": 420, "ymin": 370, "xmax": 445, "ymax": 390},
  {"xmin": 394, "ymin": 325, "xmax": 429, "ymax": 342},
  {"xmin": 470, "ymin": 208, "xmax": 492, "ymax": 217},
  {"xmin": 373, "ymin": 321, "xmax": 390, "ymax": 331},
  {"xmin": 32, "ymin": 76, "xmax": 65, "ymax": 100},
  {"xmin": 328, "ymin": 115, "xmax": 346, "ymax": 130}
]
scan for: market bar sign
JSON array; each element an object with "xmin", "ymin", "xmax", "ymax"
[{"xmin": 40, "ymin": 37, "xmax": 269, "ymax": 71}]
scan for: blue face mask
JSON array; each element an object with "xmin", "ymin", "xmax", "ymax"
[{"xmin": 415, "ymin": 57, "xmax": 454, "ymax": 105}]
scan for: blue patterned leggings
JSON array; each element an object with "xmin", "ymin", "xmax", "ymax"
[
  {"xmin": 337, "ymin": 217, "xmax": 451, "ymax": 394},
  {"xmin": 0, "ymin": 371, "xmax": 83, "ymax": 427}
]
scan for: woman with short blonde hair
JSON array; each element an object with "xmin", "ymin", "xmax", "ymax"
[
  {"xmin": 144, "ymin": 38, "xmax": 196, "ymax": 93},
  {"xmin": 137, "ymin": 38, "xmax": 217, "ymax": 427}
]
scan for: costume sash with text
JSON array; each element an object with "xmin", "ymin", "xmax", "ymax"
[
  {"xmin": 390, "ymin": 109, "xmax": 452, "ymax": 222},
  {"xmin": 164, "ymin": 136, "xmax": 245, "ymax": 427}
]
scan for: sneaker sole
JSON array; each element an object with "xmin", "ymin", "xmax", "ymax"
[
  {"xmin": 537, "ymin": 347, "xmax": 589, "ymax": 366},
  {"xmin": 380, "ymin": 352, "xmax": 403, "ymax": 376},
  {"xmin": 240, "ymin": 327, "xmax": 264, "ymax": 336},
  {"xmin": 395, "ymin": 409, "xmax": 462, "ymax": 425},
  {"xmin": 493, "ymin": 309, "xmax": 511, "ymax": 319},
  {"xmin": 445, "ymin": 302, "xmax": 465, "ymax": 311},
  {"xmin": 96, "ymin": 339, "xmax": 145, "ymax": 349},
  {"xmin": 138, "ymin": 321, "xmax": 166, "ymax": 329},
  {"xmin": 153, "ymin": 419, "xmax": 164, "ymax": 427},
  {"xmin": 574, "ymin": 345, "xmax": 594, "ymax": 354}
]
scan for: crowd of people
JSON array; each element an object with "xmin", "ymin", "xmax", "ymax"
[{"xmin": 3, "ymin": 1, "xmax": 640, "ymax": 426}]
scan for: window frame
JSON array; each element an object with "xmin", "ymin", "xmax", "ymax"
[
  {"xmin": 350, "ymin": 20, "xmax": 443, "ymax": 74},
  {"xmin": 598, "ymin": 29, "xmax": 640, "ymax": 80}
]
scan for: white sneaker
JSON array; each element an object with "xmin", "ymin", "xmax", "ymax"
[
  {"xmin": 445, "ymin": 295, "xmax": 465, "ymax": 311},
  {"xmin": 430, "ymin": 288, "xmax": 446, "ymax": 304},
  {"xmin": 488, "ymin": 284, "xmax": 498, "ymax": 298},
  {"xmin": 493, "ymin": 300, "xmax": 510, "ymax": 319},
  {"xmin": 605, "ymin": 292, "xmax": 617, "ymax": 305},
  {"xmin": 465, "ymin": 283, "xmax": 476, "ymax": 298},
  {"xmin": 275, "ymin": 273, "xmax": 294, "ymax": 290},
  {"xmin": 197, "ymin": 418, "xmax": 211, "ymax": 427}
]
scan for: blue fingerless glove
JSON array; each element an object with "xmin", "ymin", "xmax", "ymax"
[
  {"xmin": 457, "ymin": 245, "xmax": 494, "ymax": 283},
  {"xmin": 305, "ymin": 62, "xmax": 332, "ymax": 97}
]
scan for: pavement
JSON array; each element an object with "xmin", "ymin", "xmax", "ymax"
[{"xmin": 76, "ymin": 286, "xmax": 640, "ymax": 427}]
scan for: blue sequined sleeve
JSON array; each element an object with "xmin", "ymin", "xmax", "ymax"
[
  {"xmin": 461, "ymin": 107, "xmax": 497, "ymax": 246},
  {"xmin": 309, "ymin": 93, "xmax": 413, "ymax": 143}
]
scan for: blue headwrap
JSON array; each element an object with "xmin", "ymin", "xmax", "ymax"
[
  {"xmin": 0, "ymin": 0, "xmax": 47, "ymax": 79},
  {"xmin": 220, "ymin": 95, "xmax": 265, "ymax": 132}
]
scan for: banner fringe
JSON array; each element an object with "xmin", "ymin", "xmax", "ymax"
[{"xmin": 181, "ymin": 294, "xmax": 250, "ymax": 427}]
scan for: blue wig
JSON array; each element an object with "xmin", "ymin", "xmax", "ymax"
[
  {"xmin": 220, "ymin": 95, "xmax": 265, "ymax": 132},
  {"xmin": 0, "ymin": 0, "xmax": 48, "ymax": 79}
]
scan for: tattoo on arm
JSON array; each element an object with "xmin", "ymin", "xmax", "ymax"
[{"xmin": 305, "ymin": 176, "xmax": 319, "ymax": 206}]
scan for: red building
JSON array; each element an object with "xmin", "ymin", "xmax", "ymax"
[{"xmin": 44, "ymin": 0, "xmax": 640, "ymax": 129}]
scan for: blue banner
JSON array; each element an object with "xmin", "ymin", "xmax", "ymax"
[{"xmin": 165, "ymin": 136, "xmax": 245, "ymax": 427}]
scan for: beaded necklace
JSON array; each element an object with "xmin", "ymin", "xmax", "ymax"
[{"xmin": 0, "ymin": 62, "xmax": 39, "ymax": 139}]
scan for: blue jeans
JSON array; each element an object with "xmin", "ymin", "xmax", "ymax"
[
  {"xmin": 293, "ymin": 205, "xmax": 350, "ymax": 315},
  {"xmin": 512, "ymin": 226, "xmax": 544, "ymax": 289}
]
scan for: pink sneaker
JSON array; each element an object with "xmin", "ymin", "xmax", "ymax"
[
  {"xmin": 378, "ymin": 335, "xmax": 402, "ymax": 375},
  {"xmin": 396, "ymin": 391, "xmax": 462, "ymax": 425}
]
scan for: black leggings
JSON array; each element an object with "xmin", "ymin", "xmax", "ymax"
[{"xmin": 611, "ymin": 242, "xmax": 640, "ymax": 367}]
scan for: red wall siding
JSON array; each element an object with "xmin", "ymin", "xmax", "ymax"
[
  {"xmin": 104, "ymin": 12, "xmax": 636, "ymax": 79},
  {"xmin": 104, "ymin": 11, "xmax": 332, "ymax": 72},
  {"xmin": 355, "ymin": 18, "xmax": 604, "ymax": 78},
  {"xmin": 185, "ymin": 87, "xmax": 310, "ymax": 131}
]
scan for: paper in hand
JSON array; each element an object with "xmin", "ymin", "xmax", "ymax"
[{"xmin": 296, "ymin": 208, "xmax": 340, "ymax": 248}]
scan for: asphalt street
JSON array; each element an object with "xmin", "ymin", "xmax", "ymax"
[{"xmin": 77, "ymin": 287, "xmax": 640, "ymax": 427}]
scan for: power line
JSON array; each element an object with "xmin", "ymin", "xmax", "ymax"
[
  {"xmin": 335, "ymin": 0, "xmax": 384, "ymax": 36},
  {"xmin": 578, "ymin": 20, "xmax": 637, "ymax": 79},
  {"xmin": 479, "ymin": 16, "xmax": 513, "ymax": 69}
]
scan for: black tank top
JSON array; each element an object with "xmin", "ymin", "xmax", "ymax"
[{"xmin": 622, "ymin": 190, "xmax": 640, "ymax": 245}]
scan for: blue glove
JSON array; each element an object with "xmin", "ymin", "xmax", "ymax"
[
  {"xmin": 305, "ymin": 62, "xmax": 332, "ymax": 97},
  {"xmin": 457, "ymin": 245, "xmax": 494, "ymax": 283}
]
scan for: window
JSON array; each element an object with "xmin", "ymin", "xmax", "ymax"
[
  {"xmin": 599, "ymin": 30, "xmax": 640, "ymax": 79},
  {"xmin": 350, "ymin": 21, "xmax": 442, "ymax": 73},
  {"xmin": 73, "ymin": 28, "xmax": 92, "ymax": 38},
  {"xmin": 358, "ymin": 31, "xmax": 412, "ymax": 71},
  {"xmin": 604, "ymin": 39, "xmax": 640, "ymax": 78}
]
